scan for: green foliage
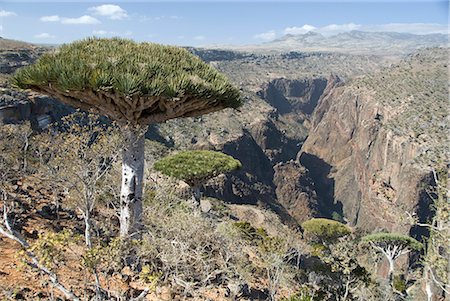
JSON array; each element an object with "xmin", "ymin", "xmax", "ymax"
[
  {"xmin": 310, "ymin": 243, "xmax": 327, "ymax": 257},
  {"xmin": 301, "ymin": 218, "xmax": 351, "ymax": 242},
  {"xmin": 26, "ymin": 229, "xmax": 78, "ymax": 269},
  {"xmin": 153, "ymin": 150, "xmax": 241, "ymax": 186},
  {"xmin": 81, "ymin": 238, "xmax": 126, "ymax": 272},
  {"xmin": 139, "ymin": 265, "xmax": 161, "ymax": 289},
  {"xmin": 82, "ymin": 245, "xmax": 104, "ymax": 271},
  {"xmin": 233, "ymin": 221, "xmax": 285, "ymax": 256},
  {"xmin": 13, "ymin": 37, "xmax": 242, "ymax": 109},
  {"xmin": 281, "ymin": 295, "xmax": 313, "ymax": 301},
  {"xmin": 392, "ymin": 275, "xmax": 407, "ymax": 292},
  {"xmin": 331, "ymin": 211, "xmax": 344, "ymax": 223},
  {"xmin": 362, "ymin": 233, "xmax": 422, "ymax": 251},
  {"xmin": 233, "ymin": 221, "xmax": 269, "ymax": 242}
]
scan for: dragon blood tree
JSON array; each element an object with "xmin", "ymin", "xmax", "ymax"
[
  {"xmin": 301, "ymin": 218, "xmax": 351, "ymax": 244},
  {"xmin": 13, "ymin": 38, "xmax": 242, "ymax": 237},
  {"xmin": 154, "ymin": 150, "xmax": 241, "ymax": 206},
  {"xmin": 362, "ymin": 232, "xmax": 422, "ymax": 281}
]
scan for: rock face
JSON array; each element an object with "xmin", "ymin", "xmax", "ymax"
[
  {"xmin": 273, "ymin": 161, "xmax": 319, "ymax": 223},
  {"xmin": 0, "ymin": 39, "xmax": 70, "ymax": 129},
  {"xmin": 248, "ymin": 118, "xmax": 300, "ymax": 164},
  {"xmin": 257, "ymin": 77, "xmax": 328, "ymax": 115},
  {"xmin": 0, "ymin": 38, "xmax": 47, "ymax": 75},
  {"xmin": 0, "ymin": 50, "xmax": 43, "ymax": 74},
  {"xmin": 298, "ymin": 49, "xmax": 447, "ymax": 232},
  {"xmin": 0, "ymin": 87, "xmax": 73, "ymax": 130}
]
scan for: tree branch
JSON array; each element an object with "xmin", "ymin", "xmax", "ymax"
[{"xmin": 0, "ymin": 204, "xmax": 80, "ymax": 301}]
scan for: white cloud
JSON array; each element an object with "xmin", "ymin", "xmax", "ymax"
[
  {"xmin": 0, "ymin": 25, "xmax": 3, "ymax": 33},
  {"xmin": 61, "ymin": 15, "xmax": 100, "ymax": 25},
  {"xmin": 92, "ymin": 30, "xmax": 132, "ymax": 36},
  {"xmin": 0, "ymin": 10, "xmax": 16, "ymax": 17},
  {"xmin": 93, "ymin": 30, "xmax": 108, "ymax": 35},
  {"xmin": 283, "ymin": 24, "xmax": 316, "ymax": 35},
  {"xmin": 35, "ymin": 33, "xmax": 55, "ymax": 39},
  {"xmin": 320, "ymin": 23, "xmax": 361, "ymax": 35},
  {"xmin": 140, "ymin": 15, "xmax": 181, "ymax": 22},
  {"xmin": 88, "ymin": 4, "xmax": 127, "ymax": 20},
  {"xmin": 194, "ymin": 35, "xmax": 206, "ymax": 41},
  {"xmin": 281, "ymin": 22, "xmax": 448, "ymax": 37},
  {"xmin": 40, "ymin": 15, "xmax": 61, "ymax": 22},
  {"xmin": 253, "ymin": 30, "xmax": 276, "ymax": 41},
  {"xmin": 40, "ymin": 14, "xmax": 100, "ymax": 25}
]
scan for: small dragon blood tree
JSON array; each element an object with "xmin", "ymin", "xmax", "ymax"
[
  {"xmin": 13, "ymin": 38, "xmax": 242, "ymax": 237},
  {"xmin": 154, "ymin": 150, "xmax": 241, "ymax": 206},
  {"xmin": 301, "ymin": 218, "xmax": 351, "ymax": 244},
  {"xmin": 362, "ymin": 232, "xmax": 422, "ymax": 281}
]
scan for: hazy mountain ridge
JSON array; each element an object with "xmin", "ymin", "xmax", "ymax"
[{"xmin": 218, "ymin": 30, "xmax": 449, "ymax": 56}]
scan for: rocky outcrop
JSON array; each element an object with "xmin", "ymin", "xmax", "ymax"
[
  {"xmin": 298, "ymin": 76, "xmax": 434, "ymax": 232},
  {"xmin": 0, "ymin": 87, "xmax": 73, "ymax": 130},
  {"xmin": 257, "ymin": 77, "xmax": 328, "ymax": 115},
  {"xmin": 0, "ymin": 46, "xmax": 46, "ymax": 75},
  {"xmin": 248, "ymin": 118, "xmax": 300, "ymax": 163},
  {"xmin": 202, "ymin": 130, "xmax": 275, "ymax": 204},
  {"xmin": 273, "ymin": 161, "xmax": 319, "ymax": 223}
]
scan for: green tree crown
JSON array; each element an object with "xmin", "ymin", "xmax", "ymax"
[
  {"xmin": 153, "ymin": 150, "xmax": 241, "ymax": 186},
  {"xmin": 12, "ymin": 38, "xmax": 242, "ymax": 125},
  {"xmin": 361, "ymin": 232, "xmax": 422, "ymax": 251},
  {"xmin": 301, "ymin": 218, "xmax": 351, "ymax": 241}
]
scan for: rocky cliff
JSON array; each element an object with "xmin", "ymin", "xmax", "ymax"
[
  {"xmin": 0, "ymin": 86, "xmax": 73, "ymax": 130},
  {"xmin": 299, "ymin": 48, "xmax": 448, "ymax": 233}
]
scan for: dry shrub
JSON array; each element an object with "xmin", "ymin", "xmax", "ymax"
[{"xmin": 137, "ymin": 180, "xmax": 248, "ymax": 297}]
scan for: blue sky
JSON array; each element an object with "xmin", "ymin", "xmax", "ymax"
[{"xmin": 1, "ymin": 1, "xmax": 448, "ymax": 46}]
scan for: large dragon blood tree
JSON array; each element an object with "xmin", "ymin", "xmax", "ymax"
[{"xmin": 13, "ymin": 38, "xmax": 242, "ymax": 237}]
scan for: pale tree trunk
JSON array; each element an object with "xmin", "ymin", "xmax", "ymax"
[
  {"xmin": 387, "ymin": 257, "xmax": 395, "ymax": 283},
  {"xmin": 84, "ymin": 211, "xmax": 92, "ymax": 248},
  {"xmin": 119, "ymin": 127, "xmax": 145, "ymax": 238},
  {"xmin": 425, "ymin": 267, "xmax": 434, "ymax": 301}
]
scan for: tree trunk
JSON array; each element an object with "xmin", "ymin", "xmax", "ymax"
[
  {"xmin": 119, "ymin": 127, "xmax": 145, "ymax": 238},
  {"xmin": 387, "ymin": 257, "xmax": 395, "ymax": 283},
  {"xmin": 191, "ymin": 186, "xmax": 201, "ymax": 207},
  {"xmin": 84, "ymin": 211, "xmax": 92, "ymax": 248}
]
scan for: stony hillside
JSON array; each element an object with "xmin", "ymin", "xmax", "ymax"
[
  {"xmin": 0, "ymin": 37, "xmax": 47, "ymax": 79},
  {"xmin": 299, "ymin": 47, "xmax": 448, "ymax": 232}
]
